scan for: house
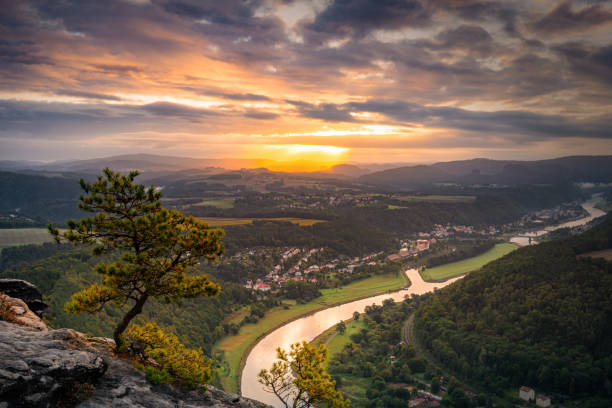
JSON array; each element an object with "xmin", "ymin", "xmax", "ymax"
[
  {"xmin": 387, "ymin": 254, "xmax": 401, "ymax": 261},
  {"xmin": 253, "ymin": 283, "xmax": 271, "ymax": 292},
  {"xmin": 536, "ymin": 394, "xmax": 551, "ymax": 407},
  {"xmin": 417, "ymin": 239, "xmax": 430, "ymax": 251},
  {"xmin": 519, "ymin": 386, "xmax": 535, "ymax": 401},
  {"xmin": 408, "ymin": 398, "xmax": 427, "ymax": 408}
]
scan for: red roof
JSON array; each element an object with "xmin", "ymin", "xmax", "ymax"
[{"xmin": 520, "ymin": 386, "xmax": 532, "ymax": 392}]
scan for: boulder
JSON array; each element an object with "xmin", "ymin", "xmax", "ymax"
[
  {"xmin": 0, "ymin": 321, "xmax": 107, "ymax": 408},
  {"xmin": 0, "ymin": 279, "xmax": 47, "ymax": 316},
  {"xmin": 0, "ymin": 320, "xmax": 271, "ymax": 407}
]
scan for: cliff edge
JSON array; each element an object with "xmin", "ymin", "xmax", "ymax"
[{"xmin": 0, "ymin": 286, "xmax": 270, "ymax": 408}]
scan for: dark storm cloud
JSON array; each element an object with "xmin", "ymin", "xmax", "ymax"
[
  {"xmin": 556, "ymin": 42, "xmax": 612, "ymax": 85},
  {"xmin": 0, "ymin": 40, "xmax": 53, "ymax": 66},
  {"xmin": 431, "ymin": 1, "xmax": 520, "ymax": 36},
  {"xmin": 301, "ymin": 0, "xmax": 430, "ymax": 42},
  {"xmin": 533, "ymin": 1, "xmax": 612, "ymax": 34},
  {"xmin": 434, "ymin": 25, "xmax": 493, "ymax": 53}
]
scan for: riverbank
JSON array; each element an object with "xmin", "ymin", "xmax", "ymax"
[
  {"xmin": 419, "ymin": 242, "xmax": 518, "ymax": 281},
  {"xmin": 213, "ymin": 271, "xmax": 409, "ymax": 392}
]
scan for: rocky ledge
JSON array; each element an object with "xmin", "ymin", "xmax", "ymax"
[{"xmin": 0, "ymin": 298, "xmax": 269, "ymax": 408}]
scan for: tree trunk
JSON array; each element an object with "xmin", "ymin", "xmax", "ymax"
[{"xmin": 113, "ymin": 293, "xmax": 148, "ymax": 350}]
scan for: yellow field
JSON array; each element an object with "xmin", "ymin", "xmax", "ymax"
[
  {"xmin": 198, "ymin": 217, "xmax": 325, "ymax": 226},
  {"xmin": 193, "ymin": 198, "xmax": 236, "ymax": 208}
]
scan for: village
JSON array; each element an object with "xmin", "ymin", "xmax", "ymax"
[
  {"xmin": 243, "ymin": 247, "xmax": 385, "ymax": 292},
  {"xmin": 239, "ymin": 202, "xmax": 587, "ymax": 293}
]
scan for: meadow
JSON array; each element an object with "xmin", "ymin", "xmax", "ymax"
[
  {"xmin": 395, "ymin": 195, "xmax": 476, "ymax": 203},
  {"xmin": 419, "ymin": 242, "xmax": 518, "ymax": 281},
  {"xmin": 213, "ymin": 272, "xmax": 408, "ymax": 393},
  {"xmin": 193, "ymin": 198, "xmax": 236, "ymax": 208},
  {"xmin": 198, "ymin": 217, "xmax": 325, "ymax": 226},
  {"xmin": 0, "ymin": 228, "xmax": 55, "ymax": 250}
]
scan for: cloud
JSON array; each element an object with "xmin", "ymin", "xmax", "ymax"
[
  {"xmin": 532, "ymin": 1, "xmax": 612, "ymax": 34},
  {"xmin": 555, "ymin": 42, "xmax": 612, "ymax": 86},
  {"xmin": 54, "ymin": 89, "xmax": 123, "ymax": 101},
  {"xmin": 243, "ymin": 110, "xmax": 278, "ymax": 120},
  {"xmin": 285, "ymin": 98, "xmax": 612, "ymax": 141},
  {"xmin": 285, "ymin": 100, "xmax": 357, "ymax": 122},
  {"xmin": 301, "ymin": 0, "xmax": 431, "ymax": 42},
  {"xmin": 0, "ymin": 0, "xmax": 611, "ymax": 161},
  {"xmin": 182, "ymin": 86, "xmax": 271, "ymax": 101},
  {"xmin": 142, "ymin": 102, "xmax": 223, "ymax": 121}
]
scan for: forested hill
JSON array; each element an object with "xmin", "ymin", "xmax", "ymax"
[
  {"xmin": 415, "ymin": 214, "xmax": 612, "ymax": 403},
  {"xmin": 0, "ymin": 171, "xmax": 82, "ymax": 222}
]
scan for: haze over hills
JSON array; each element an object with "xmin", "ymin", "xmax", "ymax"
[
  {"xmin": 2, "ymin": 154, "xmax": 612, "ymax": 186},
  {"xmin": 359, "ymin": 156, "xmax": 612, "ymax": 189}
]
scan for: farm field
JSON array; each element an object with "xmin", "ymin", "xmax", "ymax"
[
  {"xmin": 395, "ymin": 195, "xmax": 476, "ymax": 203},
  {"xmin": 0, "ymin": 228, "xmax": 55, "ymax": 250},
  {"xmin": 198, "ymin": 217, "xmax": 325, "ymax": 226},
  {"xmin": 213, "ymin": 272, "xmax": 408, "ymax": 393},
  {"xmin": 193, "ymin": 198, "xmax": 235, "ymax": 208},
  {"xmin": 420, "ymin": 242, "xmax": 518, "ymax": 281}
]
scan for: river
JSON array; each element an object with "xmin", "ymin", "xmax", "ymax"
[
  {"xmin": 242, "ymin": 194, "xmax": 606, "ymax": 406},
  {"xmin": 510, "ymin": 194, "xmax": 605, "ymax": 246},
  {"xmin": 241, "ymin": 268, "xmax": 461, "ymax": 406}
]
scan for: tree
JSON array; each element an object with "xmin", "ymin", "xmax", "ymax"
[
  {"xmin": 258, "ymin": 341, "xmax": 350, "ymax": 408},
  {"xmin": 336, "ymin": 320, "xmax": 347, "ymax": 335},
  {"xmin": 49, "ymin": 168, "xmax": 224, "ymax": 349},
  {"xmin": 431, "ymin": 377, "xmax": 441, "ymax": 394},
  {"xmin": 353, "ymin": 311, "xmax": 360, "ymax": 321}
]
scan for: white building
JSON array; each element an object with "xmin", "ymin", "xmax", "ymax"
[
  {"xmin": 519, "ymin": 386, "xmax": 535, "ymax": 401},
  {"xmin": 536, "ymin": 394, "xmax": 551, "ymax": 407}
]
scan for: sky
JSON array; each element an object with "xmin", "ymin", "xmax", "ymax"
[{"xmin": 1, "ymin": 0, "xmax": 611, "ymax": 167}]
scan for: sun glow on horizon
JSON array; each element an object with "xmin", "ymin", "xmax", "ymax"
[{"xmin": 259, "ymin": 144, "xmax": 350, "ymax": 172}]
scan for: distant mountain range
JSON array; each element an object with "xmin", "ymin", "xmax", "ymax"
[
  {"xmin": 359, "ymin": 156, "xmax": 612, "ymax": 189},
  {"xmin": 1, "ymin": 154, "xmax": 611, "ymax": 188}
]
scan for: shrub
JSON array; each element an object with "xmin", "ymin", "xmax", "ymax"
[
  {"xmin": 145, "ymin": 366, "xmax": 173, "ymax": 385},
  {"xmin": 126, "ymin": 322, "xmax": 214, "ymax": 388}
]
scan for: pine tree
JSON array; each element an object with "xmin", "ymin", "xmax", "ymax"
[{"xmin": 49, "ymin": 168, "xmax": 224, "ymax": 349}]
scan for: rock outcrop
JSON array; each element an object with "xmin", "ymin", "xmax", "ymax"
[
  {"xmin": 0, "ymin": 321, "xmax": 270, "ymax": 408},
  {"xmin": 0, "ymin": 295, "xmax": 48, "ymax": 331},
  {"xmin": 0, "ymin": 321, "xmax": 107, "ymax": 407},
  {"xmin": 0, "ymin": 279, "xmax": 47, "ymax": 316}
]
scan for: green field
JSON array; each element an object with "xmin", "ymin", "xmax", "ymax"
[
  {"xmin": 312, "ymin": 319, "xmax": 366, "ymax": 362},
  {"xmin": 420, "ymin": 242, "xmax": 518, "ymax": 281},
  {"xmin": 0, "ymin": 228, "xmax": 55, "ymax": 249},
  {"xmin": 395, "ymin": 195, "xmax": 476, "ymax": 203},
  {"xmin": 199, "ymin": 217, "xmax": 325, "ymax": 226},
  {"xmin": 194, "ymin": 198, "xmax": 236, "ymax": 208},
  {"xmin": 213, "ymin": 272, "xmax": 408, "ymax": 393}
]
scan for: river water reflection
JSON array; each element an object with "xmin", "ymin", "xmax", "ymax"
[
  {"xmin": 510, "ymin": 194, "xmax": 605, "ymax": 246},
  {"xmin": 241, "ymin": 269, "xmax": 461, "ymax": 406}
]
